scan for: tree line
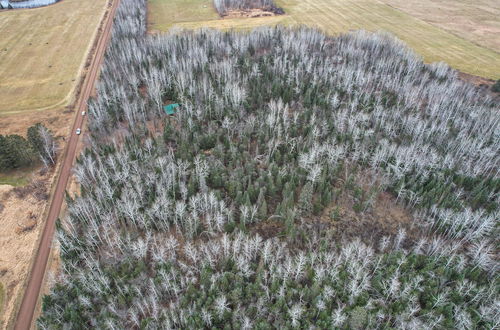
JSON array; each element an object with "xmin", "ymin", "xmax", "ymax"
[
  {"xmin": 213, "ymin": 0, "xmax": 284, "ymax": 15},
  {"xmin": 0, "ymin": 123, "xmax": 57, "ymax": 171}
]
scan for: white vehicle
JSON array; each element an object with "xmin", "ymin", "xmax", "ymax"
[
  {"xmin": 82, "ymin": 111, "xmax": 86, "ymax": 116},
  {"xmin": 76, "ymin": 128, "xmax": 81, "ymax": 135}
]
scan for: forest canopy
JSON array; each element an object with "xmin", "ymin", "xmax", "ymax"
[{"xmin": 38, "ymin": 0, "xmax": 499, "ymax": 328}]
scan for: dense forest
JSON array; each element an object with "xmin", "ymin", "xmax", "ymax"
[{"xmin": 38, "ymin": 0, "xmax": 499, "ymax": 328}]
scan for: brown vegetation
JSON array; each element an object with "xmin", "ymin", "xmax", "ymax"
[
  {"xmin": 9, "ymin": 179, "xmax": 49, "ymax": 201},
  {"xmin": 223, "ymin": 8, "xmax": 278, "ymax": 19},
  {"xmin": 0, "ymin": 107, "xmax": 74, "ymax": 138},
  {"xmin": 458, "ymin": 72, "xmax": 500, "ymax": 99},
  {"xmin": 252, "ymin": 219, "xmax": 285, "ymax": 239},
  {"xmin": 319, "ymin": 191, "xmax": 416, "ymax": 243},
  {"xmin": 0, "ymin": 175, "xmax": 51, "ymax": 328},
  {"xmin": 0, "ymin": 109, "xmax": 71, "ymax": 328},
  {"xmin": 15, "ymin": 212, "xmax": 38, "ymax": 235}
]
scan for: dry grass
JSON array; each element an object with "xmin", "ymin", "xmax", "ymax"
[
  {"xmin": 0, "ymin": 105, "xmax": 74, "ymax": 137},
  {"xmin": 148, "ymin": 0, "xmax": 500, "ymax": 79},
  {"xmin": 0, "ymin": 282, "xmax": 4, "ymax": 323},
  {"xmin": 0, "ymin": 176, "xmax": 51, "ymax": 328},
  {"xmin": 383, "ymin": 0, "xmax": 500, "ymax": 53},
  {"xmin": 148, "ymin": 0, "xmax": 219, "ymax": 32},
  {"xmin": 174, "ymin": 14, "xmax": 292, "ymax": 31},
  {"xmin": 0, "ymin": 0, "xmax": 108, "ymax": 114},
  {"xmin": 148, "ymin": 0, "xmax": 292, "ymax": 32}
]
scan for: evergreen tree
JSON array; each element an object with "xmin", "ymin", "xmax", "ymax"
[
  {"xmin": 27, "ymin": 123, "xmax": 44, "ymax": 154},
  {"xmin": 492, "ymin": 79, "xmax": 500, "ymax": 93},
  {"xmin": 257, "ymin": 188, "xmax": 268, "ymax": 220},
  {"xmin": 298, "ymin": 182, "xmax": 313, "ymax": 215},
  {"xmin": 0, "ymin": 134, "xmax": 34, "ymax": 170}
]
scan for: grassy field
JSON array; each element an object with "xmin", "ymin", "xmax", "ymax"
[
  {"xmin": 0, "ymin": 0, "xmax": 108, "ymax": 115},
  {"xmin": 384, "ymin": 0, "xmax": 500, "ymax": 53},
  {"xmin": 148, "ymin": 0, "xmax": 219, "ymax": 31},
  {"xmin": 148, "ymin": 0, "xmax": 500, "ymax": 79},
  {"xmin": 0, "ymin": 166, "xmax": 34, "ymax": 186},
  {"xmin": 0, "ymin": 175, "xmax": 30, "ymax": 187}
]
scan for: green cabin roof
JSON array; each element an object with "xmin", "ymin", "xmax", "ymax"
[{"xmin": 163, "ymin": 103, "xmax": 180, "ymax": 115}]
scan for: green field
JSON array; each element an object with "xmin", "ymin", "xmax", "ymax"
[
  {"xmin": 0, "ymin": 0, "xmax": 108, "ymax": 114},
  {"xmin": 148, "ymin": 0, "xmax": 219, "ymax": 30},
  {"xmin": 0, "ymin": 170, "xmax": 31, "ymax": 187},
  {"xmin": 148, "ymin": 0, "xmax": 500, "ymax": 79}
]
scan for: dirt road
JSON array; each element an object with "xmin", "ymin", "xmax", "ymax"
[{"xmin": 13, "ymin": 0, "xmax": 120, "ymax": 328}]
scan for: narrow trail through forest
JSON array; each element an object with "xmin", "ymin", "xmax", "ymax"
[{"xmin": 13, "ymin": 0, "xmax": 120, "ymax": 328}]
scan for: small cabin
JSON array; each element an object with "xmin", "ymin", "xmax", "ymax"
[{"xmin": 163, "ymin": 103, "xmax": 180, "ymax": 115}]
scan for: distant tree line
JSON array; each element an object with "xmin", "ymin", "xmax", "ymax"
[
  {"xmin": 214, "ymin": 0, "xmax": 284, "ymax": 15},
  {"xmin": 0, "ymin": 0, "xmax": 60, "ymax": 10},
  {"xmin": 0, "ymin": 123, "xmax": 57, "ymax": 171}
]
